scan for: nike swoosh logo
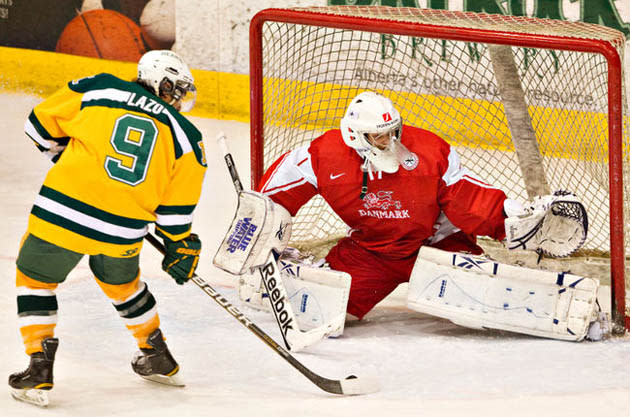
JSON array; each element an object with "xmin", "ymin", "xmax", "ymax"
[{"xmin": 330, "ymin": 173, "xmax": 346, "ymax": 180}]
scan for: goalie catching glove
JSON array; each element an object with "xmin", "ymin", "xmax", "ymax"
[
  {"xmin": 504, "ymin": 190, "xmax": 588, "ymax": 257},
  {"xmin": 161, "ymin": 233, "xmax": 202, "ymax": 284}
]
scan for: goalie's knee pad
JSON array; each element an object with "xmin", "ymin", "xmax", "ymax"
[{"xmin": 214, "ymin": 191, "xmax": 292, "ymax": 275}]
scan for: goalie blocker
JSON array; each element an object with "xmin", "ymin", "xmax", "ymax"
[
  {"xmin": 407, "ymin": 246, "xmax": 609, "ymax": 341},
  {"xmin": 214, "ymin": 190, "xmax": 292, "ymax": 275}
]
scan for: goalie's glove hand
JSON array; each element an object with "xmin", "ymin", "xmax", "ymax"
[
  {"xmin": 162, "ymin": 233, "xmax": 202, "ymax": 284},
  {"xmin": 504, "ymin": 190, "xmax": 588, "ymax": 258}
]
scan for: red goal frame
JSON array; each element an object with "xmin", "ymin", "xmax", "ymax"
[{"xmin": 249, "ymin": 7, "xmax": 628, "ymax": 330}]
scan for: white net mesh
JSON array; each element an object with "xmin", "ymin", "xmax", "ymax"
[{"xmin": 253, "ymin": 6, "xmax": 629, "ymax": 318}]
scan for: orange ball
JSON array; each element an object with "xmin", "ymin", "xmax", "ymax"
[{"xmin": 56, "ymin": 9, "xmax": 158, "ymax": 62}]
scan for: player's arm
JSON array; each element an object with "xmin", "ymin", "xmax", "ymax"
[
  {"xmin": 24, "ymin": 83, "xmax": 81, "ymax": 162},
  {"xmin": 257, "ymin": 144, "xmax": 319, "ymax": 214},
  {"xmin": 437, "ymin": 146, "xmax": 509, "ymax": 240},
  {"xmin": 156, "ymin": 145, "xmax": 207, "ymax": 284},
  {"xmin": 438, "ymin": 148, "xmax": 587, "ymax": 257}
]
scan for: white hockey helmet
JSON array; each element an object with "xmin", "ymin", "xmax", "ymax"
[
  {"xmin": 340, "ymin": 91, "xmax": 407, "ymax": 173},
  {"xmin": 137, "ymin": 50, "xmax": 196, "ymax": 112}
]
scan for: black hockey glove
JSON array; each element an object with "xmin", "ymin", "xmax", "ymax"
[{"xmin": 161, "ymin": 233, "xmax": 201, "ymax": 285}]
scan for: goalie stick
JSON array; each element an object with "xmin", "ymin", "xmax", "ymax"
[
  {"xmin": 217, "ymin": 133, "xmax": 345, "ymax": 352},
  {"xmin": 145, "ymin": 233, "xmax": 377, "ymax": 395}
]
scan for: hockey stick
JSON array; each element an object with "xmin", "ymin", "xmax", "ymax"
[
  {"xmin": 144, "ymin": 232, "xmax": 377, "ymax": 395},
  {"xmin": 216, "ymin": 132, "xmax": 344, "ymax": 352}
]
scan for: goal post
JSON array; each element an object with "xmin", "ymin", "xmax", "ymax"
[{"xmin": 249, "ymin": 6, "xmax": 629, "ymax": 331}]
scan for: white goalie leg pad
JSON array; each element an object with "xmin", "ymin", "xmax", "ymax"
[
  {"xmin": 277, "ymin": 258, "xmax": 350, "ymax": 338},
  {"xmin": 238, "ymin": 256, "xmax": 351, "ymax": 339},
  {"xmin": 213, "ymin": 191, "xmax": 292, "ymax": 275},
  {"xmin": 238, "ymin": 272, "xmax": 269, "ymax": 311},
  {"xmin": 407, "ymin": 247, "xmax": 601, "ymax": 341}
]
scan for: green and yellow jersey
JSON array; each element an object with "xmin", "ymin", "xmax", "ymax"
[{"xmin": 24, "ymin": 73, "xmax": 207, "ymax": 258}]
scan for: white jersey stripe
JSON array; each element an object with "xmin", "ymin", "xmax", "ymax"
[
  {"xmin": 442, "ymin": 147, "xmax": 465, "ymax": 186},
  {"xmin": 34, "ymin": 195, "xmax": 149, "ymax": 239},
  {"xmin": 82, "ymin": 88, "xmax": 132, "ymax": 103},
  {"xmin": 462, "ymin": 174, "xmax": 498, "ymax": 190},
  {"xmin": 442, "ymin": 148, "xmax": 497, "ymax": 189},
  {"xmin": 162, "ymin": 109, "xmax": 193, "ymax": 154},
  {"xmin": 261, "ymin": 145, "xmax": 317, "ymax": 195},
  {"xmin": 263, "ymin": 178, "xmax": 309, "ymax": 196},
  {"xmin": 24, "ymin": 119, "xmax": 51, "ymax": 150},
  {"xmin": 260, "ymin": 152, "xmax": 290, "ymax": 193},
  {"xmin": 156, "ymin": 213, "xmax": 193, "ymax": 226}
]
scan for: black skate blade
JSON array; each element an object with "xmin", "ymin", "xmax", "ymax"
[
  {"xmin": 140, "ymin": 373, "xmax": 185, "ymax": 387},
  {"xmin": 11, "ymin": 388, "xmax": 50, "ymax": 407}
]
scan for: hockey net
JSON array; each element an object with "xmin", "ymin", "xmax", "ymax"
[{"xmin": 249, "ymin": 6, "xmax": 630, "ymax": 330}]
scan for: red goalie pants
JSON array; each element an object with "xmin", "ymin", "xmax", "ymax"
[{"xmin": 326, "ymin": 233, "xmax": 482, "ymax": 319}]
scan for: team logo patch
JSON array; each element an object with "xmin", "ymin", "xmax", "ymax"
[
  {"xmin": 401, "ymin": 152, "xmax": 419, "ymax": 171},
  {"xmin": 363, "ymin": 191, "xmax": 401, "ymax": 210},
  {"xmin": 359, "ymin": 190, "xmax": 410, "ymax": 219}
]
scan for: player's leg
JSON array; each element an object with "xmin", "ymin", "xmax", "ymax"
[
  {"xmin": 10, "ymin": 234, "xmax": 83, "ymax": 406},
  {"xmin": 326, "ymin": 237, "xmax": 413, "ymax": 319},
  {"xmin": 89, "ymin": 254, "xmax": 182, "ymax": 386}
]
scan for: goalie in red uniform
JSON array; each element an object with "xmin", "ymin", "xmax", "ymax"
[
  {"xmin": 215, "ymin": 91, "xmax": 595, "ymax": 347},
  {"xmin": 256, "ymin": 91, "xmax": 589, "ymax": 322},
  {"xmin": 257, "ymin": 91, "xmax": 511, "ymax": 319}
]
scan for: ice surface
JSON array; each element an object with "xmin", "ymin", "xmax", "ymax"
[{"xmin": 1, "ymin": 93, "xmax": 629, "ymax": 417}]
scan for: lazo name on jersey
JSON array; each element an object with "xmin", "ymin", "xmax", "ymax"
[
  {"xmin": 358, "ymin": 209, "xmax": 410, "ymax": 219},
  {"xmin": 126, "ymin": 92, "xmax": 166, "ymax": 115}
]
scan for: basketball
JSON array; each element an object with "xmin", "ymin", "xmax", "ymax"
[{"xmin": 56, "ymin": 9, "xmax": 158, "ymax": 61}]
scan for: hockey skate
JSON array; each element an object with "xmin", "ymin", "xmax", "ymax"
[
  {"xmin": 131, "ymin": 329, "xmax": 184, "ymax": 387},
  {"xmin": 9, "ymin": 337, "xmax": 59, "ymax": 407}
]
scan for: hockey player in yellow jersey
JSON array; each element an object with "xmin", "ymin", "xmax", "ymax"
[{"xmin": 9, "ymin": 50, "xmax": 207, "ymax": 406}]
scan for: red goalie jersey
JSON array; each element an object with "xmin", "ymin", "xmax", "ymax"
[{"xmin": 259, "ymin": 125, "xmax": 507, "ymax": 259}]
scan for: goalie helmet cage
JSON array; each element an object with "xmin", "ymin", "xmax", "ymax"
[{"xmin": 249, "ymin": 6, "xmax": 630, "ymax": 331}]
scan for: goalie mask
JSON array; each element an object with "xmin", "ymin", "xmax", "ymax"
[
  {"xmin": 340, "ymin": 92, "xmax": 413, "ymax": 173},
  {"xmin": 137, "ymin": 50, "xmax": 197, "ymax": 112}
]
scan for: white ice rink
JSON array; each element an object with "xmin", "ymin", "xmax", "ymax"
[{"xmin": 1, "ymin": 93, "xmax": 629, "ymax": 417}]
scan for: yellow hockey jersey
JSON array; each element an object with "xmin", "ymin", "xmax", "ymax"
[{"xmin": 24, "ymin": 73, "xmax": 207, "ymax": 257}]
